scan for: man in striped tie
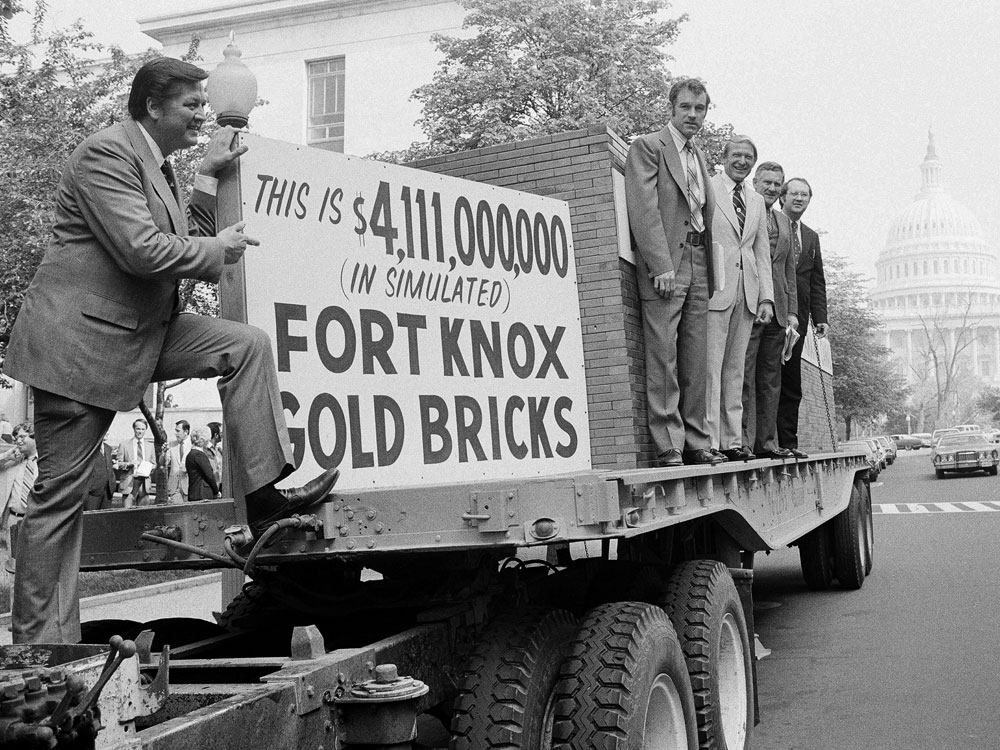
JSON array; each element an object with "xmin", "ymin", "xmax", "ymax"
[{"xmin": 625, "ymin": 78, "xmax": 722, "ymax": 467}]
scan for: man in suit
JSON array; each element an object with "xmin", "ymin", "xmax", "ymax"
[
  {"xmin": 777, "ymin": 178, "xmax": 829, "ymax": 458},
  {"xmin": 706, "ymin": 137, "xmax": 774, "ymax": 461},
  {"xmin": 625, "ymin": 78, "xmax": 723, "ymax": 467},
  {"xmin": 4, "ymin": 58, "xmax": 339, "ymax": 644},
  {"xmin": 84, "ymin": 435, "xmax": 117, "ymax": 512},
  {"xmin": 116, "ymin": 418, "xmax": 154, "ymax": 505},
  {"xmin": 167, "ymin": 419, "xmax": 191, "ymax": 503},
  {"xmin": 742, "ymin": 162, "xmax": 800, "ymax": 458}
]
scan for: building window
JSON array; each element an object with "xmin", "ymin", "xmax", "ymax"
[{"xmin": 308, "ymin": 57, "xmax": 345, "ymax": 152}]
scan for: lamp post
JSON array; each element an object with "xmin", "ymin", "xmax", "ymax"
[{"xmin": 206, "ymin": 32, "xmax": 258, "ymax": 128}]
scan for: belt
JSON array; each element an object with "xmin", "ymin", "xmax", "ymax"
[{"xmin": 686, "ymin": 231, "xmax": 706, "ymax": 247}]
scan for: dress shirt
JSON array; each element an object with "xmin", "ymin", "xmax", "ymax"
[
  {"xmin": 666, "ymin": 122, "xmax": 705, "ymax": 210},
  {"xmin": 137, "ymin": 122, "xmax": 218, "ymax": 197}
]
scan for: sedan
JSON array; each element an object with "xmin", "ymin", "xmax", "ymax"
[
  {"xmin": 932, "ymin": 433, "xmax": 999, "ymax": 478},
  {"xmin": 841, "ymin": 440, "xmax": 880, "ymax": 480},
  {"xmin": 891, "ymin": 434, "xmax": 923, "ymax": 450}
]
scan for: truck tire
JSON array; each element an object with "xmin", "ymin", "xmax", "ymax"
[
  {"xmin": 833, "ymin": 484, "xmax": 866, "ymax": 590},
  {"xmin": 660, "ymin": 561, "xmax": 753, "ymax": 750},
  {"xmin": 859, "ymin": 481, "xmax": 874, "ymax": 576},
  {"xmin": 450, "ymin": 607, "xmax": 577, "ymax": 750},
  {"xmin": 552, "ymin": 601, "xmax": 697, "ymax": 750},
  {"xmin": 798, "ymin": 523, "xmax": 835, "ymax": 591}
]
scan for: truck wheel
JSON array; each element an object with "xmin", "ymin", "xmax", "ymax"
[
  {"xmin": 552, "ymin": 601, "xmax": 697, "ymax": 749},
  {"xmin": 661, "ymin": 561, "xmax": 753, "ymax": 750},
  {"xmin": 216, "ymin": 582, "xmax": 282, "ymax": 632},
  {"xmin": 859, "ymin": 481, "xmax": 874, "ymax": 576},
  {"xmin": 450, "ymin": 607, "xmax": 576, "ymax": 750},
  {"xmin": 798, "ymin": 523, "xmax": 835, "ymax": 591},
  {"xmin": 833, "ymin": 484, "xmax": 866, "ymax": 590}
]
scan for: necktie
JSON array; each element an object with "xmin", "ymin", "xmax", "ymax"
[
  {"xmin": 791, "ymin": 220, "xmax": 802, "ymax": 264},
  {"xmin": 683, "ymin": 142, "xmax": 705, "ymax": 232},
  {"xmin": 137, "ymin": 439, "xmax": 144, "ymax": 463},
  {"xmin": 161, "ymin": 160, "xmax": 178, "ymax": 200},
  {"xmin": 18, "ymin": 459, "xmax": 36, "ymax": 509},
  {"xmin": 733, "ymin": 182, "xmax": 746, "ymax": 235}
]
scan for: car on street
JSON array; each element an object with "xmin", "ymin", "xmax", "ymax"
[
  {"xmin": 841, "ymin": 439, "xmax": 881, "ymax": 480},
  {"xmin": 931, "ymin": 432, "xmax": 999, "ymax": 478},
  {"xmin": 875, "ymin": 435, "xmax": 897, "ymax": 464},
  {"xmin": 890, "ymin": 434, "xmax": 923, "ymax": 450},
  {"xmin": 914, "ymin": 432, "xmax": 933, "ymax": 448},
  {"xmin": 931, "ymin": 427, "xmax": 959, "ymax": 446}
]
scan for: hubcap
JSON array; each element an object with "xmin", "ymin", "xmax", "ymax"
[
  {"xmin": 643, "ymin": 673, "xmax": 689, "ymax": 749},
  {"xmin": 717, "ymin": 613, "xmax": 749, "ymax": 748}
]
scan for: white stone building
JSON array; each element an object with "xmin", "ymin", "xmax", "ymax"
[{"xmin": 871, "ymin": 133, "xmax": 1000, "ymax": 391}]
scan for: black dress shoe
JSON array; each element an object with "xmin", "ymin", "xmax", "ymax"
[
  {"xmin": 683, "ymin": 448, "xmax": 726, "ymax": 465},
  {"xmin": 709, "ymin": 448, "xmax": 730, "ymax": 462},
  {"xmin": 762, "ymin": 447, "xmax": 793, "ymax": 459},
  {"xmin": 247, "ymin": 468, "xmax": 340, "ymax": 535},
  {"xmin": 721, "ymin": 448, "xmax": 754, "ymax": 461},
  {"xmin": 788, "ymin": 448, "xmax": 809, "ymax": 459},
  {"xmin": 654, "ymin": 449, "xmax": 683, "ymax": 467}
]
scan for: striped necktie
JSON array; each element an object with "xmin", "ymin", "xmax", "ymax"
[
  {"xmin": 733, "ymin": 182, "xmax": 746, "ymax": 235},
  {"xmin": 791, "ymin": 220, "xmax": 802, "ymax": 263},
  {"xmin": 683, "ymin": 142, "xmax": 705, "ymax": 232}
]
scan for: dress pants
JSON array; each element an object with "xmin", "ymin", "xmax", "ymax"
[
  {"xmin": 13, "ymin": 314, "xmax": 296, "ymax": 644},
  {"xmin": 743, "ymin": 320, "xmax": 786, "ymax": 453},
  {"xmin": 706, "ymin": 274, "xmax": 754, "ymax": 450},
  {"xmin": 777, "ymin": 331, "xmax": 807, "ymax": 450},
  {"xmin": 642, "ymin": 244, "xmax": 711, "ymax": 455}
]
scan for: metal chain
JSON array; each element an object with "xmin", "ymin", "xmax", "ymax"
[{"xmin": 812, "ymin": 325, "xmax": 838, "ymax": 451}]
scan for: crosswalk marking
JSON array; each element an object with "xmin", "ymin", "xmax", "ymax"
[{"xmin": 874, "ymin": 501, "xmax": 1000, "ymax": 514}]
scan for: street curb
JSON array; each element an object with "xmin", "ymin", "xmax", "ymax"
[{"xmin": 0, "ymin": 572, "xmax": 223, "ymax": 631}]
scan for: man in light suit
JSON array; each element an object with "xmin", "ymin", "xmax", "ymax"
[
  {"xmin": 706, "ymin": 137, "xmax": 774, "ymax": 461},
  {"xmin": 625, "ymin": 78, "xmax": 723, "ymax": 467},
  {"xmin": 742, "ymin": 162, "xmax": 799, "ymax": 458},
  {"xmin": 777, "ymin": 178, "xmax": 829, "ymax": 458},
  {"xmin": 167, "ymin": 419, "xmax": 191, "ymax": 503},
  {"xmin": 116, "ymin": 418, "xmax": 154, "ymax": 505},
  {"xmin": 5, "ymin": 58, "xmax": 339, "ymax": 644}
]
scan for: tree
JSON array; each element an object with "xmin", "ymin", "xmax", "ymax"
[
  {"xmin": 974, "ymin": 386, "xmax": 1000, "ymax": 425},
  {"xmin": 369, "ymin": 0, "xmax": 733, "ymax": 167},
  {"xmin": 825, "ymin": 253, "xmax": 909, "ymax": 438}
]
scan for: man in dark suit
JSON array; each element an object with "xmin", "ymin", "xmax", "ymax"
[
  {"xmin": 625, "ymin": 78, "xmax": 723, "ymax": 467},
  {"xmin": 4, "ymin": 58, "xmax": 339, "ymax": 644},
  {"xmin": 742, "ymin": 162, "xmax": 800, "ymax": 458},
  {"xmin": 776, "ymin": 178, "xmax": 829, "ymax": 457}
]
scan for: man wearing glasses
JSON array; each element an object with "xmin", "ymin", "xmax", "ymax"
[{"xmin": 777, "ymin": 178, "xmax": 829, "ymax": 458}]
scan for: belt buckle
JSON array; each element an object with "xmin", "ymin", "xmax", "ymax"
[{"xmin": 687, "ymin": 231, "xmax": 704, "ymax": 247}]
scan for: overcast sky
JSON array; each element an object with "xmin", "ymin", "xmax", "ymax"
[{"xmin": 16, "ymin": 0, "xmax": 1000, "ymax": 279}]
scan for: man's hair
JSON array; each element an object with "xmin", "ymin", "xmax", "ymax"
[
  {"xmin": 13, "ymin": 423, "xmax": 33, "ymax": 438},
  {"xmin": 779, "ymin": 178, "xmax": 814, "ymax": 202},
  {"xmin": 207, "ymin": 421, "xmax": 223, "ymax": 442},
  {"xmin": 128, "ymin": 57, "xmax": 208, "ymax": 121},
  {"xmin": 667, "ymin": 77, "xmax": 711, "ymax": 108},
  {"xmin": 723, "ymin": 135, "xmax": 757, "ymax": 161},
  {"xmin": 176, "ymin": 420, "xmax": 191, "ymax": 433},
  {"xmin": 132, "ymin": 418, "xmax": 148, "ymax": 429},
  {"xmin": 754, "ymin": 161, "xmax": 784, "ymax": 179}
]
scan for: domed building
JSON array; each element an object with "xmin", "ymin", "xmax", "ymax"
[{"xmin": 871, "ymin": 132, "xmax": 1000, "ymax": 392}]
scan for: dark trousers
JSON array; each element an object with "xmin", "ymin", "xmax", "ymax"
[
  {"xmin": 777, "ymin": 333, "xmax": 807, "ymax": 450},
  {"xmin": 13, "ymin": 314, "xmax": 295, "ymax": 644},
  {"xmin": 742, "ymin": 320, "xmax": 786, "ymax": 453}
]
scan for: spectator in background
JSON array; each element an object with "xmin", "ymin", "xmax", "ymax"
[
  {"xmin": 116, "ymin": 419, "xmax": 153, "ymax": 506},
  {"xmin": 4, "ymin": 435, "xmax": 37, "ymax": 527},
  {"xmin": 0, "ymin": 413, "xmax": 12, "ymax": 442},
  {"xmin": 167, "ymin": 419, "xmax": 191, "ymax": 503},
  {"xmin": 206, "ymin": 421, "xmax": 223, "ymax": 490},
  {"xmin": 85, "ymin": 433, "xmax": 117, "ymax": 511},
  {"xmin": 186, "ymin": 426, "xmax": 220, "ymax": 501}
]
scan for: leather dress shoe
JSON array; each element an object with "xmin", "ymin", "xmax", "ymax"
[
  {"xmin": 788, "ymin": 448, "xmax": 809, "ymax": 459},
  {"xmin": 721, "ymin": 447, "xmax": 755, "ymax": 461},
  {"xmin": 709, "ymin": 448, "xmax": 729, "ymax": 462},
  {"xmin": 683, "ymin": 448, "xmax": 726, "ymax": 465},
  {"xmin": 761, "ymin": 447, "xmax": 793, "ymax": 459},
  {"xmin": 654, "ymin": 449, "xmax": 683, "ymax": 468},
  {"xmin": 247, "ymin": 468, "xmax": 340, "ymax": 536}
]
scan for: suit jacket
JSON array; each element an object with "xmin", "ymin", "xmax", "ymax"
[
  {"xmin": 625, "ymin": 127, "xmax": 717, "ymax": 300},
  {"xmin": 167, "ymin": 437, "xmax": 191, "ymax": 501},
  {"xmin": 708, "ymin": 175, "xmax": 773, "ymax": 314},
  {"xmin": 185, "ymin": 448, "xmax": 219, "ymax": 501},
  {"xmin": 116, "ymin": 435, "xmax": 154, "ymax": 493},
  {"xmin": 792, "ymin": 221, "xmax": 828, "ymax": 329},
  {"xmin": 767, "ymin": 209, "xmax": 799, "ymax": 328},
  {"xmin": 5, "ymin": 118, "xmax": 225, "ymax": 412},
  {"xmin": 85, "ymin": 443, "xmax": 116, "ymax": 511}
]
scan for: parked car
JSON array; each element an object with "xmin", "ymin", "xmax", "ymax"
[
  {"xmin": 874, "ymin": 435, "xmax": 897, "ymax": 464},
  {"xmin": 890, "ymin": 434, "xmax": 923, "ymax": 450},
  {"xmin": 931, "ymin": 432, "xmax": 999, "ymax": 478},
  {"xmin": 931, "ymin": 427, "xmax": 959, "ymax": 446},
  {"xmin": 953, "ymin": 424, "xmax": 981, "ymax": 433},
  {"xmin": 987, "ymin": 428, "xmax": 1000, "ymax": 444},
  {"xmin": 914, "ymin": 432, "xmax": 932, "ymax": 448},
  {"xmin": 841, "ymin": 439, "xmax": 881, "ymax": 480}
]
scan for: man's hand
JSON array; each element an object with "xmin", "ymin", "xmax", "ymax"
[
  {"xmin": 652, "ymin": 270, "xmax": 676, "ymax": 298},
  {"xmin": 219, "ymin": 221, "xmax": 261, "ymax": 264},
  {"xmin": 198, "ymin": 126, "xmax": 248, "ymax": 177},
  {"xmin": 788, "ymin": 313, "xmax": 799, "ymax": 331},
  {"xmin": 815, "ymin": 322, "xmax": 830, "ymax": 339},
  {"xmin": 755, "ymin": 301, "xmax": 774, "ymax": 325}
]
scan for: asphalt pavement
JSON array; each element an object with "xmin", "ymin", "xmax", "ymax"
[{"xmin": 751, "ymin": 449, "xmax": 1000, "ymax": 750}]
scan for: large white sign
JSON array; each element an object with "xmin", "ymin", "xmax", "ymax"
[{"xmin": 234, "ymin": 135, "xmax": 591, "ymax": 490}]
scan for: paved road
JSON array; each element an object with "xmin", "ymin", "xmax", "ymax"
[{"xmin": 752, "ymin": 449, "xmax": 1000, "ymax": 750}]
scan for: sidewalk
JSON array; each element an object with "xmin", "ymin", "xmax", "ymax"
[{"xmin": 0, "ymin": 573, "xmax": 224, "ymax": 645}]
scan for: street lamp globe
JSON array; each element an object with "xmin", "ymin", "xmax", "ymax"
[{"xmin": 206, "ymin": 32, "xmax": 258, "ymax": 129}]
